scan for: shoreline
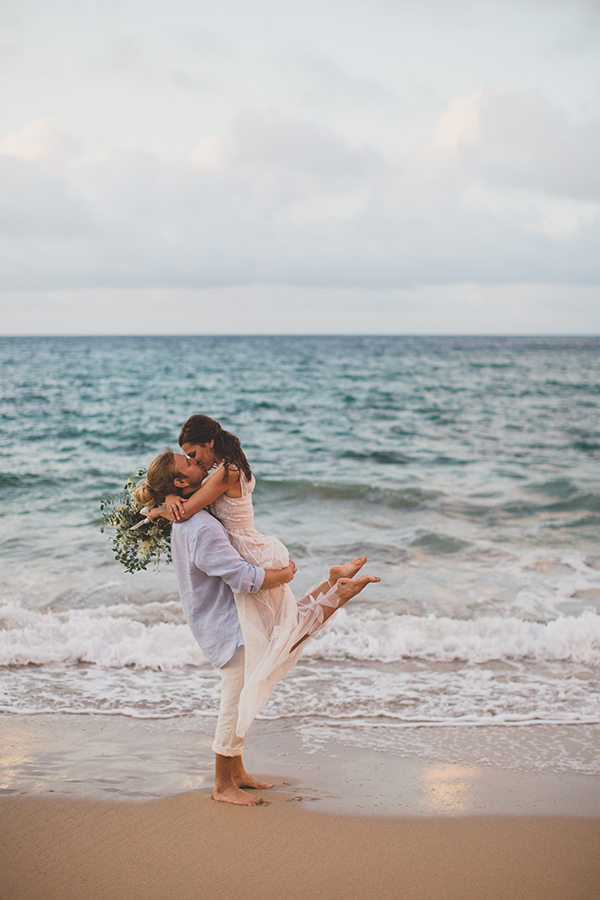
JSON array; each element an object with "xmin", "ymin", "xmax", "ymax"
[{"xmin": 1, "ymin": 712, "xmax": 600, "ymax": 817}]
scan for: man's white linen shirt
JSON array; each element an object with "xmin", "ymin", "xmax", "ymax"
[{"xmin": 171, "ymin": 510, "xmax": 265, "ymax": 668}]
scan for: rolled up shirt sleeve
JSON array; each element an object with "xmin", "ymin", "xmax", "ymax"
[{"xmin": 193, "ymin": 524, "xmax": 265, "ymax": 594}]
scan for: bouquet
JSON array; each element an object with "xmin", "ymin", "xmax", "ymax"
[{"xmin": 100, "ymin": 471, "xmax": 172, "ymax": 574}]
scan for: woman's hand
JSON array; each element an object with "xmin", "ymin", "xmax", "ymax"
[{"xmin": 165, "ymin": 493, "xmax": 186, "ymax": 522}]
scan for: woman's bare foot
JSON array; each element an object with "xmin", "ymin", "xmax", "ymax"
[
  {"xmin": 290, "ymin": 572, "xmax": 380, "ymax": 651},
  {"xmin": 333, "ymin": 574, "xmax": 380, "ymax": 609},
  {"xmin": 212, "ymin": 784, "xmax": 264, "ymax": 806},
  {"xmin": 329, "ymin": 556, "xmax": 367, "ymax": 584}
]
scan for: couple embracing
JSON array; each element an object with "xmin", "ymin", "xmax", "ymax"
[{"xmin": 136, "ymin": 414, "xmax": 379, "ymax": 806}]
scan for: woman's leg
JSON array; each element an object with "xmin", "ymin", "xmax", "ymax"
[{"xmin": 291, "ymin": 559, "xmax": 380, "ymax": 651}]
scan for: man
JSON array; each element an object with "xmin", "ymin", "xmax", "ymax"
[{"xmin": 167, "ymin": 452, "xmax": 378, "ymax": 806}]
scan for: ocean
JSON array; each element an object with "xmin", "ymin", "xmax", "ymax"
[{"xmin": 1, "ymin": 335, "xmax": 599, "ymax": 777}]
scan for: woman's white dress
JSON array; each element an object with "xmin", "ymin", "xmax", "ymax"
[{"xmin": 211, "ymin": 470, "xmax": 338, "ymax": 737}]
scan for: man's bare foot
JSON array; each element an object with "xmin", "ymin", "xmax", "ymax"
[
  {"xmin": 212, "ymin": 784, "xmax": 265, "ymax": 806},
  {"xmin": 329, "ymin": 556, "xmax": 367, "ymax": 584},
  {"xmin": 234, "ymin": 771, "xmax": 273, "ymax": 790},
  {"xmin": 231, "ymin": 757, "xmax": 273, "ymax": 790},
  {"xmin": 213, "ymin": 754, "xmax": 270, "ymax": 805}
]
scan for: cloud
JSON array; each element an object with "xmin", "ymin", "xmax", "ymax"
[
  {"xmin": 91, "ymin": 39, "xmax": 211, "ymax": 94},
  {"xmin": 0, "ymin": 117, "xmax": 82, "ymax": 166},
  {"xmin": 277, "ymin": 48, "xmax": 396, "ymax": 111},
  {"xmin": 0, "ymin": 96, "xmax": 598, "ymax": 292},
  {"xmin": 0, "ymin": 155, "xmax": 92, "ymax": 238},
  {"xmin": 189, "ymin": 134, "xmax": 228, "ymax": 170},
  {"xmin": 447, "ymin": 88, "xmax": 600, "ymax": 201}
]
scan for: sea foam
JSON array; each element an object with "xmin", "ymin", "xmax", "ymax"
[
  {"xmin": 1, "ymin": 600, "xmax": 599, "ymax": 669},
  {"xmin": 0, "ymin": 600, "xmax": 206, "ymax": 669}
]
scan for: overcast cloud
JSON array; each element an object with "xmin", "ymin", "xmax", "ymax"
[{"xmin": 1, "ymin": 0, "xmax": 599, "ymax": 333}]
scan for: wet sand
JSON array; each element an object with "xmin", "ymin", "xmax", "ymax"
[{"xmin": 1, "ymin": 713, "xmax": 600, "ymax": 816}]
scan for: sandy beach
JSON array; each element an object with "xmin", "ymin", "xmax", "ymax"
[
  {"xmin": 2, "ymin": 793, "xmax": 599, "ymax": 900},
  {"xmin": 1, "ymin": 714, "xmax": 599, "ymax": 900}
]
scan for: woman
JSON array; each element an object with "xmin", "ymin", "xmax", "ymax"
[{"xmin": 139, "ymin": 415, "xmax": 372, "ymax": 737}]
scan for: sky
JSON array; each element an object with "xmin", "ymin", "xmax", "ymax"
[{"xmin": 1, "ymin": 0, "xmax": 599, "ymax": 334}]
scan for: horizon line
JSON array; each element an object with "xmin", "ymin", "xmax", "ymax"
[{"xmin": 0, "ymin": 333, "xmax": 599, "ymax": 340}]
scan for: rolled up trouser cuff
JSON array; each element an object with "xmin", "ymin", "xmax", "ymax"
[{"xmin": 212, "ymin": 742, "xmax": 244, "ymax": 757}]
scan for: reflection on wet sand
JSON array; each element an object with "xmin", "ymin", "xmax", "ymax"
[{"xmin": 419, "ymin": 763, "xmax": 481, "ymax": 814}]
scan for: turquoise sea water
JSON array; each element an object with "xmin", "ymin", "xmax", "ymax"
[{"xmin": 1, "ymin": 336, "xmax": 599, "ymax": 775}]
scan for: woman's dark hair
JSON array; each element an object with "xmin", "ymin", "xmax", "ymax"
[{"xmin": 178, "ymin": 415, "xmax": 252, "ymax": 482}]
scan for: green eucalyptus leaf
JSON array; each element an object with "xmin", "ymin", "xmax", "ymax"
[{"xmin": 99, "ymin": 471, "xmax": 172, "ymax": 574}]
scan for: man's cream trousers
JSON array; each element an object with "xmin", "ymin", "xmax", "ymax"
[{"xmin": 212, "ymin": 645, "xmax": 247, "ymax": 757}]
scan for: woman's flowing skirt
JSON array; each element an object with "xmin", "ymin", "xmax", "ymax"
[{"xmin": 228, "ymin": 530, "xmax": 337, "ymax": 737}]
